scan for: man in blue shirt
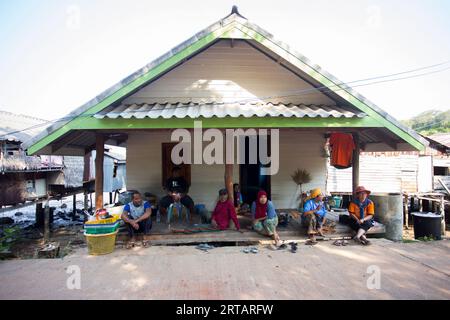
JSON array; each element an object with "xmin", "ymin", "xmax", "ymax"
[
  {"xmin": 302, "ymin": 188, "xmax": 327, "ymax": 243},
  {"xmin": 121, "ymin": 191, "xmax": 152, "ymax": 242}
]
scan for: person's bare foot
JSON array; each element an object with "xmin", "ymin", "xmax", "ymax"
[{"xmin": 317, "ymin": 229, "xmax": 324, "ymax": 237}]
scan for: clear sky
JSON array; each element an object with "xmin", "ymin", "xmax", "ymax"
[{"xmin": 0, "ymin": 0, "xmax": 449, "ymax": 121}]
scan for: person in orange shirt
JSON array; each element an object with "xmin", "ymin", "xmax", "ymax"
[{"xmin": 347, "ymin": 186, "xmax": 375, "ymax": 245}]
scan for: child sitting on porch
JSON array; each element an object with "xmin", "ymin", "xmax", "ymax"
[
  {"xmin": 211, "ymin": 189, "xmax": 241, "ymax": 231},
  {"xmin": 233, "ymin": 183, "xmax": 243, "ymax": 210}
]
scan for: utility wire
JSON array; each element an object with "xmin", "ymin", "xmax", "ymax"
[
  {"xmin": 2, "ymin": 59, "xmax": 450, "ymax": 140},
  {"xmin": 411, "ymin": 118, "xmax": 449, "ymax": 131}
]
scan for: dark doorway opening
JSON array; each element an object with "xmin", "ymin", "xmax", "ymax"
[
  {"xmin": 161, "ymin": 142, "xmax": 191, "ymax": 187},
  {"xmin": 239, "ymin": 135, "xmax": 271, "ymax": 206}
]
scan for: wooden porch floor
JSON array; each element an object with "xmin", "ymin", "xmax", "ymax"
[{"xmin": 116, "ymin": 210, "xmax": 386, "ymax": 245}]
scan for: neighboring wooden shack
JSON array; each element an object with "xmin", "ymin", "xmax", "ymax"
[
  {"xmin": 83, "ymin": 149, "xmax": 127, "ymax": 202},
  {"xmin": 327, "ymin": 134, "xmax": 450, "ymax": 194},
  {"xmin": 23, "ymin": 8, "xmax": 428, "ymax": 220},
  {"xmin": 0, "ymin": 111, "xmax": 126, "ymax": 207},
  {"xmin": 0, "ymin": 111, "xmax": 65, "ymax": 205}
]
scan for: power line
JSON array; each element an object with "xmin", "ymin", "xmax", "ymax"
[
  {"xmin": 412, "ymin": 118, "xmax": 449, "ymax": 131},
  {"xmin": 1, "ymin": 59, "xmax": 450, "ymax": 140}
]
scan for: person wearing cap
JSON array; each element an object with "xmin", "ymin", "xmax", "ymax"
[
  {"xmin": 347, "ymin": 186, "xmax": 375, "ymax": 245},
  {"xmin": 302, "ymin": 188, "xmax": 327, "ymax": 243},
  {"xmin": 211, "ymin": 188, "xmax": 241, "ymax": 231}
]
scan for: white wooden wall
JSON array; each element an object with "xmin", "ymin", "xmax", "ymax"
[
  {"xmin": 123, "ymin": 39, "xmax": 334, "ymax": 106},
  {"xmin": 271, "ymin": 131, "xmax": 327, "ymax": 208},
  {"xmin": 327, "ymin": 154, "xmax": 422, "ymax": 194},
  {"xmin": 126, "ymin": 130, "xmax": 328, "ymax": 210}
]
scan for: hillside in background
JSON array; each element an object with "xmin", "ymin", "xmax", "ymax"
[{"xmin": 402, "ymin": 109, "xmax": 450, "ymax": 135}]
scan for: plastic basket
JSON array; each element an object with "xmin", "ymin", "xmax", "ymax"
[
  {"xmin": 85, "ymin": 214, "xmax": 121, "ymax": 225},
  {"xmin": 84, "ymin": 231, "xmax": 118, "ymax": 255},
  {"xmin": 84, "ymin": 221, "xmax": 120, "ymax": 234}
]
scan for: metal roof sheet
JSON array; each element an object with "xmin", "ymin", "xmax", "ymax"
[
  {"xmin": 94, "ymin": 103, "xmax": 366, "ymax": 119},
  {"xmin": 0, "ymin": 111, "xmax": 49, "ymax": 143}
]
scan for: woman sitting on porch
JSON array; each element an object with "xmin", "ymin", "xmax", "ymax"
[
  {"xmin": 251, "ymin": 190, "xmax": 281, "ymax": 246},
  {"xmin": 302, "ymin": 188, "xmax": 327, "ymax": 244},
  {"xmin": 211, "ymin": 189, "xmax": 241, "ymax": 231},
  {"xmin": 346, "ymin": 186, "xmax": 375, "ymax": 246}
]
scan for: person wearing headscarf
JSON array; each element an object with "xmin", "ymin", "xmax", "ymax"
[
  {"xmin": 211, "ymin": 188, "xmax": 241, "ymax": 231},
  {"xmin": 302, "ymin": 188, "xmax": 327, "ymax": 244},
  {"xmin": 347, "ymin": 186, "xmax": 375, "ymax": 245},
  {"xmin": 251, "ymin": 190, "xmax": 281, "ymax": 246}
]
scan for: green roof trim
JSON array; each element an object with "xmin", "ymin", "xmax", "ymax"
[
  {"xmin": 65, "ymin": 116, "xmax": 382, "ymax": 130},
  {"xmin": 25, "ymin": 11, "xmax": 427, "ymax": 155}
]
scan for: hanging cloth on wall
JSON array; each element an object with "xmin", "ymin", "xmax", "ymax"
[{"xmin": 329, "ymin": 132, "xmax": 356, "ymax": 169}]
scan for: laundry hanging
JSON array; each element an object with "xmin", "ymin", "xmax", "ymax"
[{"xmin": 329, "ymin": 132, "xmax": 356, "ymax": 169}]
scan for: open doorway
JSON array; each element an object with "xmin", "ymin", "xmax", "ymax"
[
  {"xmin": 161, "ymin": 142, "xmax": 191, "ymax": 187},
  {"xmin": 239, "ymin": 135, "xmax": 271, "ymax": 206}
]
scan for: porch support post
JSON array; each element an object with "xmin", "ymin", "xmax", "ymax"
[
  {"xmin": 44, "ymin": 199, "xmax": 50, "ymax": 242},
  {"xmin": 225, "ymin": 164, "xmax": 234, "ymax": 204},
  {"xmin": 95, "ymin": 133, "xmax": 104, "ymax": 210},
  {"xmin": 72, "ymin": 194, "xmax": 77, "ymax": 217},
  {"xmin": 352, "ymin": 133, "xmax": 360, "ymax": 194}
]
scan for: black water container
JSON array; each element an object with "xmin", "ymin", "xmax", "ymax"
[{"xmin": 412, "ymin": 212, "xmax": 442, "ymax": 240}]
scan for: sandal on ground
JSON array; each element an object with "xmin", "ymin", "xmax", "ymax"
[
  {"xmin": 361, "ymin": 238, "xmax": 371, "ymax": 246},
  {"xmin": 250, "ymin": 247, "xmax": 259, "ymax": 254},
  {"xmin": 305, "ymin": 239, "xmax": 318, "ymax": 246},
  {"xmin": 353, "ymin": 236, "xmax": 364, "ymax": 245},
  {"xmin": 277, "ymin": 243, "xmax": 287, "ymax": 250},
  {"xmin": 333, "ymin": 240, "xmax": 342, "ymax": 246},
  {"xmin": 126, "ymin": 242, "xmax": 135, "ymax": 249},
  {"xmin": 142, "ymin": 240, "xmax": 150, "ymax": 248}
]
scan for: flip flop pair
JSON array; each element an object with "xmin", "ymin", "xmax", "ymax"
[
  {"xmin": 305, "ymin": 239, "xmax": 318, "ymax": 246},
  {"xmin": 243, "ymin": 247, "xmax": 258, "ymax": 254},
  {"xmin": 333, "ymin": 240, "xmax": 349, "ymax": 246}
]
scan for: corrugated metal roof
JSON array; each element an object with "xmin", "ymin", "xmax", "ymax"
[
  {"xmin": 427, "ymin": 133, "xmax": 450, "ymax": 148},
  {"xmin": 0, "ymin": 111, "xmax": 49, "ymax": 143},
  {"xmin": 105, "ymin": 151, "xmax": 126, "ymax": 162},
  {"xmin": 95, "ymin": 103, "xmax": 366, "ymax": 119}
]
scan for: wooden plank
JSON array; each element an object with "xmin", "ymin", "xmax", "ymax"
[
  {"xmin": 95, "ymin": 133, "xmax": 104, "ymax": 210},
  {"xmin": 352, "ymin": 133, "xmax": 360, "ymax": 193},
  {"xmin": 44, "ymin": 201, "xmax": 50, "ymax": 241},
  {"xmin": 116, "ymin": 223, "xmax": 385, "ymax": 245},
  {"xmin": 225, "ymin": 164, "xmax": 234, "ymax": 204}
]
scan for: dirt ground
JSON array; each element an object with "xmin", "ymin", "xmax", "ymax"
[{"xmin": 0, "ymin": 238, "xmax": 449, "ymax": 300}]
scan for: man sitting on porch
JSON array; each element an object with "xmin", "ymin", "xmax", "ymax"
[
  {"xmin": 121, "ymin": 191, "xmax": 152, "ymax": 244},
  {"xmin": 302, "ymin": 188, "xmax": 327, "ymax": 244},
  {"xmin": 159, "ymin": 166, "xmax": 195, "ymax": 221}
]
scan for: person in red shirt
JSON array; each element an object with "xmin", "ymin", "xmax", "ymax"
[{"xmin": 211, "ymin": 189, "xmax": 241, "ymax": 231}]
